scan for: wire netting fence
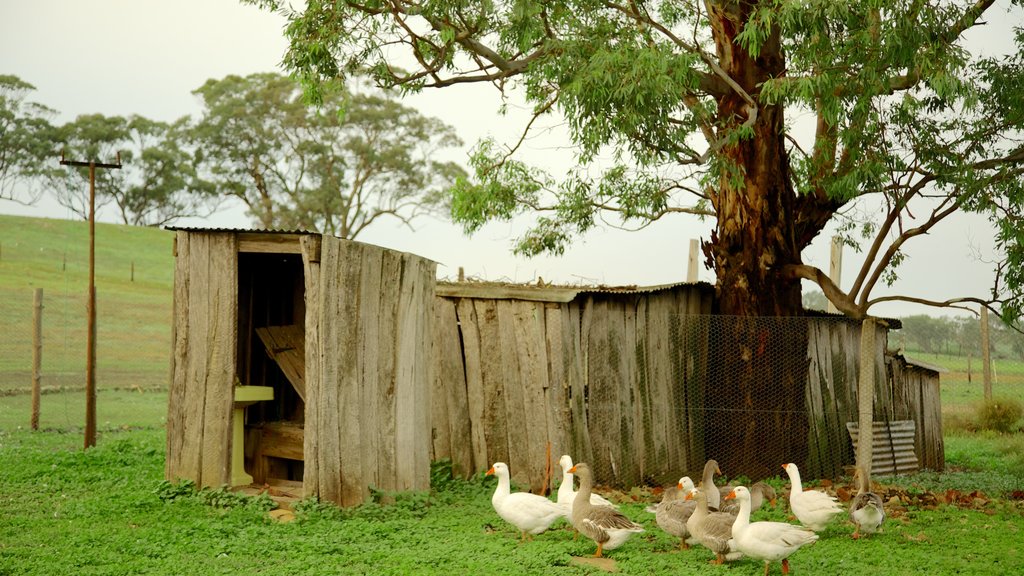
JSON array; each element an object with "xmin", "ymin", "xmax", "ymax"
[
  {"xmin": 0, "ymin": 285, "xmax": 171, "ymax": 432},
  {"xmin": 429, "ymin": 295, "xmax": 976, "ymax": 491}
]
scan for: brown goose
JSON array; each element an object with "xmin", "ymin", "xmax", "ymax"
[
  {"xmin": 686, "ymin": 486, "xmax": 742, "ymax": 565},
  {"xmin": 568, "ymin": 463, "xmax": 645, "ymax": 557},
  {"xmin": 720, "ymin": 481, "xmax": 778, "ymax": 515},
  {"xmin": 700, "ymin": 459, "xmax": 724, "ymax": 510},
  {"xmin": 653, "ymin": 478, "xmax": 697, "ymax": 550},
  {"xmin": 849, "ymin": 465, "xmax": 885, "ymax": 539}
]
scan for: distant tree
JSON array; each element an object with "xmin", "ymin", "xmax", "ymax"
[
  {"xmin": 801, "ymin": 290, "xmax": 828, "ymax": 312},
  {"xmin": 0, "ymin": 74, "xmax": 59, "ymax": 205},
  {"xmin": 189, "ymin": 72, "xmax": 465, "ymax": 237},
  {"xmin": 53, "ymin": 114, "xmax": 213, "ymax": 225}
]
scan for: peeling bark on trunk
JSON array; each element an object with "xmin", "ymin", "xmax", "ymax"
[{"xmin": 701, "ymin": 1, "xmax": 812, "ymax": 478}]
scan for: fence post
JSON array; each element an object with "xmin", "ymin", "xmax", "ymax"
[
  {"xmin": 827, "ymin": 236, "xmax": 843, "ymax": 314},
  {"xmin": 857, "ymin": 318, "xmax": 876, "ymax": 478},
  {"xmin": 31, "ymin": 288, "xmax": 43, "ymax": 430},
  {"xmin": 687, "ymin": 239, "xmax": 699, "ymax": 282},
  {"xmin": 981, "ymin": 307, "xmax": 992, "ymax": 401}
]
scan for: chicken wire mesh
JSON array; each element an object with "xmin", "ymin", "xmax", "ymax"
[{"xmin": 570, "ymin": 313, "xmax": 938, "ymax": 489}]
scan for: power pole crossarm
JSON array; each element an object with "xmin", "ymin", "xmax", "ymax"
[{"xmin": 59, "ymin": 150, "xmax": 122, "ymax": 449}]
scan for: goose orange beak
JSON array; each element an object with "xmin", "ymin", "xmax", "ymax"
[
  {"xmin": 724, "ymin": 489, "xmax": 737, "ymax": 500},
  {"xmin": 684, "ymin": 491, "xmax": 694, "ymax": 501},
  {"xmin": 568, "ymin": 465, "xmax": 578, "ymax": 473},
  {"xmin": 486, "ymin": 466, "xmax": 495, "ymax": 476}
]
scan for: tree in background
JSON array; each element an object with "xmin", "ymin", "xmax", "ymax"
[
  {"xmin": 53, "ymin": 114, "xmax": 214, "ymax": 226},
  {"xmin": 0, "ymin": 74, "xmax": 59, "ymax": 205},
  {"xmin": 248, "ymin": 0, "xmax": 1024, "ymax": 478},
  {"xmin": 189, "ymin": 72, "xmax": 465, "ymax": 237}
]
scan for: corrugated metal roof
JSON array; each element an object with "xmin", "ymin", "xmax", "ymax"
[
  {"xmin": 900, "ymin": 355, "xmax": 948, "ymax": 373},
  {"xmin": 164, "ymin": 226, "xmax": 317, "ymax": 235},
  {"xmin": 434, "ymin": 280, "xmax": 712, "ymax": 303}
]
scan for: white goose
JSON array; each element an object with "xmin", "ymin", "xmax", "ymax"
[
  {"xmin": 569, "ymin": 462, "xmax": 645, "ymax": 557},
  {"xmin": 486, "ymin": 462, "xmax": 564, "ymax": 541},
  {"xmin": 849, "ymin": 465, "xmax": 885, "ymax": 539},
  {"xmin": 726, "ymin": 486, "xmax": 818, "ymax": 576},
  {"xmin": 556, "ymin": 454, "xmax": 617, "ymax": 522},
  {"xmin": 782, "ymin": 462, "xmax": 843, "ymax": 531}
]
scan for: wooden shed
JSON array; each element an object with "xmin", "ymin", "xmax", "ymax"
[
  {"xmin": 164, "ymin": 228, "xmax": 435, "ymax": 507},
  {"xmin": 430, "ymin": 282, "xmax": 943, "ymax": 491},
  {"xmin": 430, "ymin": 281, "xmax": 715, "ymax": 491}
]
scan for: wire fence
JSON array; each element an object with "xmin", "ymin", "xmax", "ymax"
[{"xmin": 0, "ymin": 284, "xmax": 170, "ymax": 432}]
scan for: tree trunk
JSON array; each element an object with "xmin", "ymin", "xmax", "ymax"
[{"xmin": 701, "ymin": 2, "xmax": 812, "ymax": 479}]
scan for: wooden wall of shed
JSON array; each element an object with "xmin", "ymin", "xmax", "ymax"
[
  {"xmin": 166, "ymin": 232, "xmax": 238, "ymax": 488},
  {"xmin": 804, "ymin": 319, "xmax": 888, "ymax": 479},
  {"xmin": 430, "ymin": 286, "xmax": 714, "ymax": 492},
  {"xmin": 304, "ymin": 236, "xmax": 435, "ymax": 507},
  {"xmin": 432, "ymin": 303, "xmax": 945, "ymax": 490},
  {"xmin": 885, "ymin": 358, "xmax": 945, "ymax": 471}
]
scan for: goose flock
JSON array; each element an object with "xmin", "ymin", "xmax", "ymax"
[{"xmin": 486, "ymin": 454, "xmax": 885, "ymax": 574}]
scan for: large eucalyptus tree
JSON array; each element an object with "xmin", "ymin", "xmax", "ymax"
[{"xmin": 247, "ymin": 0, "xmax": 1024, "ymax": 476}]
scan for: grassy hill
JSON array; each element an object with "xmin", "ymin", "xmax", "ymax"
[{"xmin": 0, "ymin": 213, "xmax": 174, "ymax": 394}]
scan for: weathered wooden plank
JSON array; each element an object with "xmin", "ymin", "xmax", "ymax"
[
  {"xmin": 255, "ymin": 325, "xmax": 306, "ymax": 402},
  {"xmin": 414, "ymin": 257, "xmax": 436, "ymax": 490},
  {"xmin": 430, "ymin": 299, "xmax": 453, "ymax": 463},
  {"xmin": 257, "ymin": 422, "xmax": 305, "ymax": 461},
  {"xmin": 456, "ymin": 298, "xmax": 489, "ymax": 473},
  {"xmin": 394, "ymin": 252, "xmax": 423, "ymax": 490},
  {"xmin": 315, "ymin": 237, "xmax": 343, "ymax": 505},
  {"xmin": 199, "ymin": 233, "xmax": 237, "ymax": 488},
  {"xmin": 571, "ymin": 300, "xmax": 593, "ymax": 467},
  {"xmin": 336, "ymin": 240, "xmax": 365, "ymax": 506},
  {"xmin": 542, "ymin": 303, "xmax": 571, "ymax": 488},
  {"xmin": 919, "ymin": 374, "xmax": 944, "ymax": 471},
  {"xmin": 636, "ymin": 296, "xmax": 662, "ymax": 482},
  {"xmin": 586, "ymin": 297, "xmax": 620, "ymax": 484},
  {"xmin": 237, "ymin": 233, "xmax": 304, "ymax": 254},
  {"xmin": 496, "ymin": 300, "xmax": 530, "ymax": 488},
  {"xmin": 619, "ymin": 297, "xmax": 639, "ymax": 485},
  {"xmin": 300, "ymin": 235, "xmax": 322, "ymax": 498},
  {"xmin": 511, "ymin": 300, "xmax": 552, "ymax": 492},
  {"xmin": 358, "ymin": 245, "xmax": 384, "ymax": 492},
  {"xmin": 166, "ymin": 231, "xmax": 191, "ymax": 482},
  {"xmin": 375, "ymin": 249, "xmax": 402, "ymax": 492},
  {"xmin": 476, "ymin": 299, "xmax": 509, "ymax": 468}
]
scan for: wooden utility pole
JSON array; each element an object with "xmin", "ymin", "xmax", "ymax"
[
  {"xmin": 31, "ymin": 288, "xmax": 43, "ymax": 430},
  {"xmin": 981, "ymin": 307, "xmax": 993, "ymax": 401},
  {"xmin": 60, "ymin": 151, "xmax": 122, "ymax": 449}
]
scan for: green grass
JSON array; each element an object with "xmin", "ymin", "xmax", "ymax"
[
  {"xmin": 0, "ymin": 214, "xmax": 173, "ymax": 392},
  {"xmin": 0, "ymin": 427, "xmax": 1022, "ymax": 576}
]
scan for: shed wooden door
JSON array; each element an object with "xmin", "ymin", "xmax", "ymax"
[
  {"xmin": 166, "ymin": 232, "xmax": 239, "ymax": 488},
  {"xmin": 304, "ymin": 236, "xmax": 435, "ymax": 507}
]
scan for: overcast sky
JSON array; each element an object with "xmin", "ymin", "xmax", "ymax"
[{"xmin": 2, "ymin": 0, "xmax": 1020, "ymax": 319}]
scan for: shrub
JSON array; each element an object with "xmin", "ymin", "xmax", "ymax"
[{"xmin": 977, "ymin": 398, "xmax": 1024, "ymax": 433}]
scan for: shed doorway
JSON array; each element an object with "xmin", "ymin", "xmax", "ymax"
[{"xmin": 238, "ymin": 251, "xmax": 307, "ymax": 490}]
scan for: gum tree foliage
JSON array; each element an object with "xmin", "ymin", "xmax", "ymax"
[
  {"xmin": 54, "ymin": 114, "xmax": 214, "ymax": 226},
  {"xmin": 248, "ymin": 0, "xmax": 1024, "ymax": 324},
  {"xmin": 247, "ymin": 0, "xmax": 1024, "ymax": 478},
  {"xmin": 0, "ymin": 74, "xmax": 59, "ymax": 205},
  {"xmin": 188, "ymin": 72, "xmax": 466, "ymax": 237}
]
